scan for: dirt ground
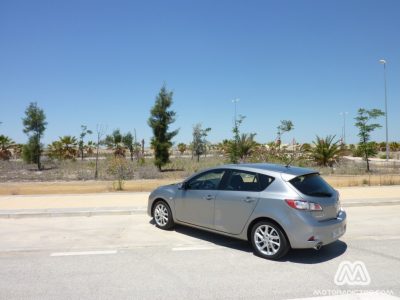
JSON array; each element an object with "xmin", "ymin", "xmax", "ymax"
[{"xmin": 0, "ymin": 179, "xmax": 178, "ymax": 195}]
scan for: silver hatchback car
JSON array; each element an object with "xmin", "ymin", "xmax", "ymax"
[{"xmin": 147, "ymin": 163, "xmax": 347, "ymax": 259}]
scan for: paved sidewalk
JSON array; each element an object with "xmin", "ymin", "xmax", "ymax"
[
  {"xmin": 0, "ymin": 187, "xmax": 399, "ymax": 218},
  {"xmin": 0, "ymin": 192, "xmax": 148, "ymax": 210},
  {"xmin": 0, "ymin": 192, "xmax": 149, "ymax": 218}
]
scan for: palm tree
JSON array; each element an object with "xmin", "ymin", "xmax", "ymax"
[
  {"xmin": 177, "ymin": 143, "xmax": 187, "ymax": 155},
  {"xmin": 48, "ymin": 136, "xmax": 78, "ymax": 160},
  {"xmin": 311, "ymin": 135, "xmax": 341, "ymax": 167},
  {"xmin": 104, "ymin": 129, "xmax": 125, "ymax": 157},
  {"xmin": 237, "ymin": 133, "xmax": 257, "ymax": 162},
  {"xmin": 85, "ymin": 141, "xmax": 96, "ymax": 157},
  {"xmin": 47, "ymin": 141, "xmax": 63, "ymax": 160},
  {"xmin": 0, "ymin": 135, "xmax": 14, "ymax": 160},
  {"xmin": 12, "ymin": 144, "xmax": 23, "ymax": 159},
  {"xmin": 390, "ymin": 142, "xmax": 399, "ymax": 152},
  {"xmin": 59, "ymin": 136, "xmax": 78, "ymax": 159}
]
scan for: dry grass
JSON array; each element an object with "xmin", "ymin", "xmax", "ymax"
[
  {"xmin": 0, "ymin": 179, "xmax": 180, "ymax": 195},
  {"xmin": 325, "ymin": 174, "xmax": 400, "ymax": 187},
  {"xmin": 1, "ymin": 155, "xmax": 399, "ymax": 195}
]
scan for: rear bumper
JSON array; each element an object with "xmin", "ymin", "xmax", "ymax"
[{"xmin": 289, "ymin": 210, "xmax": 347, "ymax": 249}]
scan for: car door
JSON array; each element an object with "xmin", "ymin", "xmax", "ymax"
[
  {"xmin": 214, "ymin": 170, "xmax": 269, "ymax": 234},
  {"xmin": 175, "ymin": 169, "xmax": 226, "ymax": 229}
]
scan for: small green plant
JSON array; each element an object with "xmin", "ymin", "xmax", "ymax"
[
  {"xmin": 192, "ymin": 123, "xmax": 211, "ymax": 162},
  {"xmin": 78, "ymin": 125, "xmax": 92, "ymax": 160},
  {"xmin": 354, "ymin": 108, "xmax": 384, "ymax": 172}
]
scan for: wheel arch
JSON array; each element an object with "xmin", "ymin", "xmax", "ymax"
[
  {"xmin": 246, "ymin": 217, "xmax": 291, "ymax": 248},
  {"xmin": 151, "ymin": 197, "xmax": 172, "ymax": 217}
]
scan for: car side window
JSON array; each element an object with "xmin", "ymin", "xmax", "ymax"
[
  {"xmin": 186, "ymin": 170, "xmax": 225, "ymax": 190},
  {"xmin": 224, "ymin": 171, "xmax": 274, "ymax": 192}
]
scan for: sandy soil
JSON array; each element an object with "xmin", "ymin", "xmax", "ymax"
[{"xmin": 0, "ymin": 179, "xmax": 179, "ymax": 195}]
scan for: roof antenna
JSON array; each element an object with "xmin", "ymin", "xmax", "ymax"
[{"xmin": 285, "ymin": 154, "xmax": 295, "ymax": 168}]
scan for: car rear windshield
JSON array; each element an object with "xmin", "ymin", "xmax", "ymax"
[{"xmin": 289, "ymin": 173, "xmax": 333, "ymax": 197}]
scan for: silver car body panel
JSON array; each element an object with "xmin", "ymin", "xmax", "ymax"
[{"xmin": 147, "ymin": 163, "xmax": 347, "ymax": 249}]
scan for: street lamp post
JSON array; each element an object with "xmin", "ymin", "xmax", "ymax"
[
  {"xmin": 379, "ymin": 59, "xmax": 389, "ymax": 161},
  {"xmin": 339, "ymin": 112, "xmax": 348, "ymax": 144},
  {"xmin": 232, "ymin": 98, "xmax": 240, "ymax": 124}
]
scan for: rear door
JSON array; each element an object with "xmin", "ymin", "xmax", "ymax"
[
  {"xmin": 289, "ymin": 173, "xmax": 340, "ymax": 221},
  {"xmin": 214, "ymin": 170, "xmax": 272, "ymax": 234}
]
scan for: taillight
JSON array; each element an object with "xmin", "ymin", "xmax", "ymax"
[
  {"xmin": 285, "ymin": 199, "xmax": 309, "ymax": 210},
  {"xmin": 285, "ymin": 199, "xmax": 323, "ymax": 211},
  {"xmin": 309, "ymin": 202, "xmax": 323, "ymax": 211}
]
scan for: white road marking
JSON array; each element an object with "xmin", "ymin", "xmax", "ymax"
[
  {"xmin": 171, "ymin": 245, "xmax": 219, "ymax": 251},
  {"xmin": 350, "ymin": 235, "xmax": 400, "ymax": 241},
  {"xmin": 289, "ymin": 292, "xmax": 399, "ymax": 300},
  {"xmin": 50, "ymin": 250, "xmax": 118, "ymax": 257}
]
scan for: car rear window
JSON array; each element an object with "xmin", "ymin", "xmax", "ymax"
[{"xmin": 289, "ymin": 173, "xmax": 333, "ymax": 197}]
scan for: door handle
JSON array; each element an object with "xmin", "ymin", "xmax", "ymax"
[
  {"xmin": 243, "ymin": 197, "xmax": 256, "ymax": 203},
  {"xmin": 203, "ymin": 195, "xmax": 215, "ymax": 200}
]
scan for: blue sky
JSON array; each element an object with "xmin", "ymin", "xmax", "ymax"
[{"xmin": 1, "ymin": 0, "xmax": 399, "ymax": 146}]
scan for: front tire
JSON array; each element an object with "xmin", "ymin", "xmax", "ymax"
[
  {"xmin": 153, "ymin": 201, "xmax": 174, "ymax": 230},
  {"xmin": 250, "ymin": 221, "xmax": 289, "ymax": 260}
]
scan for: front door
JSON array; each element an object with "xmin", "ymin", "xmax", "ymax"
[{"xmin": 175, "ymin": 169, "xmax": 226, "ymax": 229}]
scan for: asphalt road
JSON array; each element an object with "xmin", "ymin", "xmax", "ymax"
[{"xmin": 0, "ymin": 205, "xmax": 400, "ymax": 300}]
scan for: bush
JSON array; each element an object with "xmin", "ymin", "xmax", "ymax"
[
  {"xmin": 106, "ymin": 157, "xmax": 134, "ymax": 190},
  {"xmin": 22, "ymin": 138, "xmax": 42, "ymax": 164}
]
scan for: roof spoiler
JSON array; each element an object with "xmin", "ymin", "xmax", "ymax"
[{"xmin": 280, "ymin": 172, "xmax": 319, "ymax": 182}]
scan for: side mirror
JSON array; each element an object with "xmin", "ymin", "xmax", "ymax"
[{"xmin": 178, "ymin": 182, "xmax": 187, "ymax": 190}]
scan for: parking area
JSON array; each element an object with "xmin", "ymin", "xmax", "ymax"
[{"xmin": 0, "ymin": 204, "xmax": 399, "ymax": 299}]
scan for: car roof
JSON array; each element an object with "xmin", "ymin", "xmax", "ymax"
[{"xmin": 218, "ymin": 163, "xmax": 316, "ymax": 177}]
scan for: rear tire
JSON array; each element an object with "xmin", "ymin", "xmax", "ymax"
[
  {"xmin": 250, "ymin": 221, "xmax": 289, "ymax": 260},
  {"xmin": 153, "ymin": 201, "xmax": 174, "ymax": 230}
]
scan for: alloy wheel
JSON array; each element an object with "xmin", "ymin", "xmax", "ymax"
[
  {"xmin": 154, "ymin": 203, "xmax": 169, "ymax": 227},
  {"xmin": 254, "ymin": 224, "xmax": 281, "ymax": 256}
]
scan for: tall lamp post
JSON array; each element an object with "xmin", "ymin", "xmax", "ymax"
[
  {"xmin": 379, "ymin": 59, "xmax": 389, "ymax": 161},
  {"xmin": 232, "ymin": 98, "xmax": 240, "ymax": 124},
  {"xmin": 339, "ymin": 112, "xmax": 348, "ymax": 144}
]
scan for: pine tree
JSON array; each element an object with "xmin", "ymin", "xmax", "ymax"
[
  {"xmin": 148, "ymin": 86, "xmax": 179, "ymax": 171},
  {"xmin": 22, "ymin": 102, "xmax": 47, "ymax": 170}
]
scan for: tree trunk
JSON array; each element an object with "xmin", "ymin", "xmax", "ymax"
[
  {"xmin": 95, "ymin": 146, "xmax": 99, "ymax": 179},
  {"xmin": 37, "ymin": 155, "xmax": 41, "ymax": 170},
  {"xmin": 363, "ymin": 137, "xmax": 370, "ymax": 172},
  {"xmin": 37, "ymin": 134, "xmax": 41, "ymax": 170},
  {"xmin": 197, "ymin": 154, "xmax": 200, "ymax": 162},
  {"xmin": 81, "ymin": 148, "xmax": 84, "ymax": 161}
]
